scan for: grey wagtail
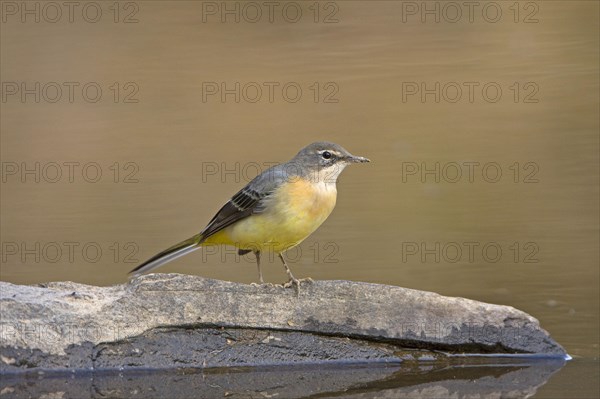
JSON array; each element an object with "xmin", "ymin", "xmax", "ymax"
[{"xmin": 129, "ymin": 142, "xmax": 370, "ymax": 287}]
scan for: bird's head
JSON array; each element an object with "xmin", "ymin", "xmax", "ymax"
[{"xmin": 291, "ymin": 141, "xmax": 370, "ymax": 183}]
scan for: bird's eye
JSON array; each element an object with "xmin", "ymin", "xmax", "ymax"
[{"xmin": 322, "ymin": 151, "xmax": 332, "ymax": 160}]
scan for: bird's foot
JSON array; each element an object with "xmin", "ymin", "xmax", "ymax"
[
  {"xmin": 282, "ymin": 277, "xmax": 300, "ymax": 289},
  {"xmin": 251, "ymin": 281, "xmax": 274, "ymax": 287},
  {"xmin": 282, "ymin": 277, "xmax": 313, "ymax": 289}
]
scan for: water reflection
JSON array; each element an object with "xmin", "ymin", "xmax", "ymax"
[{"xmin": 1, "ymin": 360, "xmax": 565, "ymax": 399}]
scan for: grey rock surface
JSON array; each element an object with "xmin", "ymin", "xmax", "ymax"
[{"xmin": 0, "ymin": 274, "xmax": 567, "ymax": 372}]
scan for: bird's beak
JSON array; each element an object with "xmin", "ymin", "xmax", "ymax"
[{"xmin": 347, "ymin": 155, "xmax": 370, "ymax": 163}]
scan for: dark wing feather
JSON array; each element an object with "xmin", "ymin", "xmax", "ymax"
[{"xmin": 198, "ymin": 167, "xmax": 286, "ymax": 241}]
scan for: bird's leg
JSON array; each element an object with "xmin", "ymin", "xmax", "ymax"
[
  {"xmin": 279, "ymin": 253, "xmax": 301, "ymax": 289},
  {"xmin": 255, "ymin": 251, "xmax": 264, "ymax": 284}
]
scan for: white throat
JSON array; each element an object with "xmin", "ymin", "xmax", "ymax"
[{"xmin": 314, "ymin": 163, "xmax": 347, "ymax": 188}]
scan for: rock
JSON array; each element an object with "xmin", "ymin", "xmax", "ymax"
[{"xmin": 0, "ymin": 274, "xmax": 568, "ymax": 372}]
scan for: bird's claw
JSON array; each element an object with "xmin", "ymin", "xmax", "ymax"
[
  {"xmin": 282, "ymin": 278, "xmax": 300, "ymax": 289},
  {"xmin": 251, "ymin": 282, "xmax": 274, "ymax": 287},
  {"xmin": 282, "ymin": 277, "xmax": 313, "ymax": 289}
]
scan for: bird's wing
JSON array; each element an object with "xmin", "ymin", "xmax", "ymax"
[{"xmin": 198, "ymin": 166, "xmax": 286, "ymax": 241}]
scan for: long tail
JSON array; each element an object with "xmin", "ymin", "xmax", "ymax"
[{"xmin": 129, "ymin": 233, "xmax": 203, "ymax": 277}]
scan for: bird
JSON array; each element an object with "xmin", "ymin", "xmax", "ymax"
[{"xmin": 129, "ymin": 141, "xmax": 370, "ymax": 287}]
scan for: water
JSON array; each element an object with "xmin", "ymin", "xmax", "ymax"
[
  {"xmin": 1, "ymin": 1, "xmax": 598, "ymax": 397},
  {"xmin": 0, "ymin": 359, "xmax": 591, "ymax": 398}
]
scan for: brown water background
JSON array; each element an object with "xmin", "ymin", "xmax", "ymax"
[{"xmin": 1, "ymin": 1, "xmax": 598, "ymax": 397}]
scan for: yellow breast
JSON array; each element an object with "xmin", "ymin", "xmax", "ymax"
[
  {"xmin": 279, "ymin": 177, "xmax": 337, "ymax": 228},
  {"xmin": 217, "ymin": 178, "xmax": 337, "ymax": 252}
]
